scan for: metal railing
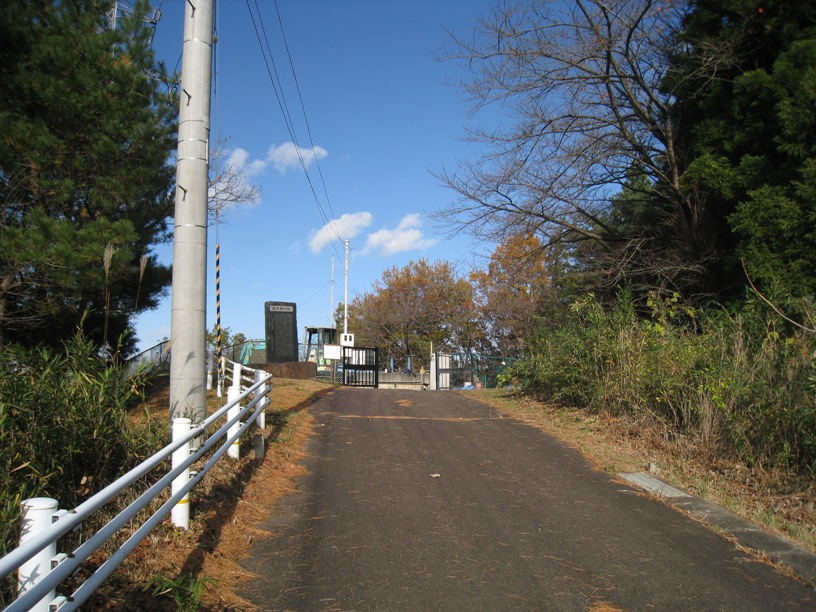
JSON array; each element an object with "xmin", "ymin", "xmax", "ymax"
[
  {"xmin": 0, "ymin": 362, "xmax": 271, "ymax": 612},
  {"xmin": 220, "ymin": 340, "xmax": 266, "ymax": 366},
  {"xmin": 222, "ymin": 359, "xmax": 259, "ymax": 389},
  {"xmin": 124, "ymin": 340, "xmax": 170, "ymax": 376}
]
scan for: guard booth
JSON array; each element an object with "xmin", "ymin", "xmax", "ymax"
[
  {"xmin": 303, "ymin": 325, "xmax": 338, "ymax": 382},
  {"xmin": 342, "ymin": 346, "xmax": 379, "ymax": 388}
]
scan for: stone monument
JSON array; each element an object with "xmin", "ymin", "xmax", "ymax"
[{"xmin": 264, "ymin": 301, "xmax": 298, "ymax": 363}]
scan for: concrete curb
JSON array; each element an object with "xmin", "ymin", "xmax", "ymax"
[{"xmin": 619, "ymin": 471, "xmax": 816, "ymax": 587}]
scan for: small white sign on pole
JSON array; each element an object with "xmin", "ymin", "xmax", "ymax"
[
  {"xmin": 324, "ymin": 344, "xmax": 342, "ymax": 360},
  {"xmin": 340, "ymin": 333, "xmax": 355, "ymax": 348}
]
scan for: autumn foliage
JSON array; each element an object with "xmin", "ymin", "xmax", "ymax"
[
  {"xmin": 345, "ymin": 259, "xmax": 478, "ymax": 369},
  {"xmin": 345, "ymin": 235, "xmax": 554, "ymax": 368},
  {"xmin": 470, "ymin": 234, "xmax": 554, "ymax": 358}
]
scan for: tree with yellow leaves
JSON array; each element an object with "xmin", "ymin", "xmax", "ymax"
[{"xmin": 470, "ymin": 234, "xmax": 553, "ymax": 358}]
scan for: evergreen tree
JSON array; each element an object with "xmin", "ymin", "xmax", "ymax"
[
  {"xmin": 0, "ymin": 0, "xmax": 176, "ymax": 352},
  {"xmin": 666, "ymin": 0, "xmax": 816, "ymax": 297}
]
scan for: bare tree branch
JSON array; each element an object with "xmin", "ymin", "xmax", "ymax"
[
  {"xmin": 207, "ymin": 136, "xmax": 262, "ymax": 224},
  {"xmin": 433, "ymin": 0, "xmax": 715, "ymax": 297}
]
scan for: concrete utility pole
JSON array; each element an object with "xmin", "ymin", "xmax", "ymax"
[
  {"xmin": 330, "ymin": 254, "xmax": 334, "ymax": 325},
  {"xmin": 169, "ymin": 0, "xmax": 213, "ymax": 423},
  {"xmin": 343, "ymin": 240, "xmax": 349, "ymax": 335}
]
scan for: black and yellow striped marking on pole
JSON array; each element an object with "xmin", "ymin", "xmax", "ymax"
[{"xmin": 216, "ymin": 243, "xmax": 223, "ymax": 387}]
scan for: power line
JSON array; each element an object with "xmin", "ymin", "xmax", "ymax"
[
  {"xmin": 243, "ymin": 0, "xmax": 345, "ymax": 261},
  {"xmin": 272, "ymin": 0, "xmax": 337, "ymax": 223},
  {"xmin": 250, "ymin": 0, "xmax": 340, "ymax": 248},
  {"xmin": 301, "ymin": 279, "xmax": 333, "ymax": 305},
  {"xmin": 248, "ymin": 0, "xmax": 299, "ymax": 152}
]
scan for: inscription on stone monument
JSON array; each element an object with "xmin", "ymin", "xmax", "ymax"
[{"xmin": 264, "ymin": 301, "xmax": 298, "ymax": 363}]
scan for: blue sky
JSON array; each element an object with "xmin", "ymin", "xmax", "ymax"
[{"xmin": 135, "ymin": 0, "xmax": 500, "ymax": 352}]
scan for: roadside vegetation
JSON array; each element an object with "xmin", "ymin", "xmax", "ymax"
[
  {"xmin": 0, "ymin": 337, "xmax": 328, "ymax": 609},
  {"xmin": 0, "ymin": 335, "xmax": 166, "ymax": 605},
  {"xmin": 504, "ymin": 292, "xmax": 816, "ymax": 475},
  {"xmin": 493, "ymin": 292, "xmax": 816, "ymax": 552}
]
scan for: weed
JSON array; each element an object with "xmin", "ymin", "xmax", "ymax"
[
  {"xmin": 146, "ymin": 571, "xmax": 216, "ymax": 611},
  {"xmin": 693, "ymin": 478, "xmax": 711, "ymax": 497}
]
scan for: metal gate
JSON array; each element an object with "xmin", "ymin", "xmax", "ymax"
[
  {"xmin": 342, "ymin": 346, "xmax": 379, "ymax": 388},
  {"xmin": 435, "ymin": 353, "xmax": 473, "ymax": 390}
]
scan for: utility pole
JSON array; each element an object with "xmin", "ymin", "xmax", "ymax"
[
  {"xmin": 329, "ymin": 254, "xmax": 335, "ymax": 325},
  {"xmin": 169, "ymin": 0, "xmax": 213, "ymax": 423},
  {"xmin": 343, "ymin": 240, "xmax": 349, "ymax": 335}
]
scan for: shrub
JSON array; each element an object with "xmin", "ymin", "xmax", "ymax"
[
  {"xmin": 0, "ymin": 334, "xmax": 164, "ymax": 601},
  {"xmin": 505, "ymin": 294, "xmax": 607, "ymax": 405},
  {"xmin": 711, "ymin": 298, "xmax": 816, "ymax": 469},
  {"xmin": 505, "ymin": 292, "xmax": 816, "ymax": 472}
]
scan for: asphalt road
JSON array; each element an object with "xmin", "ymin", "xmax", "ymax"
[{"xmin": 240, "ymin": 388, "xmax": 815, "ymax": 611}]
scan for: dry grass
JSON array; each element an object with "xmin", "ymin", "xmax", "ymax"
[{"xmin": 91, "ymin": 376, "xmax": 334, "ymax": 611}]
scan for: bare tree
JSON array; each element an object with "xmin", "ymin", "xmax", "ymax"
[
  {"xmin": 208, "ymin": 137, "xmax": 262, "ymax": 224},
  {"xmin": 435, "ymin": 0, "xmax": 722, "ymax": 299}
]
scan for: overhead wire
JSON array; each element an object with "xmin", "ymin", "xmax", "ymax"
[
  {"xmin": 272, "ymin": 0, "xmax": 337, "ymax": 224},
  {"xmin": 243, "ymin": 0, "xmax": 346, "ymax": 261},
  {"xmin": 301, "ymin": 279, "xmax": 333, "ymax": 306},
  {"xmin": 269, "ymin": 0, "xmax": 350, "ymax": 266},
  {"xmin": 248, "ymin": 0, "xmax": 299, "ymax": 154},
  {"xmin": 249, "ymin": 0, "xmax": 340, "ymax": 248}
]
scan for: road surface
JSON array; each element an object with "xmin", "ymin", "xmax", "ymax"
[{"xmin": 241, "ymin": 388, "xmax": 815, "ymax": 610}]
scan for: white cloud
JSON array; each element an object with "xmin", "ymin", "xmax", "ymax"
[
  {"xmin": 227, "ymin": 147, "xmax": 266, "ymax": 178},
  {"xmin": 363, "ymin": 213, "xmax": 438, "ymax": 256},
  {"xmin": 309, "ymin": 212, "xmax": 373, "ymax": 254},
  {"xmin": 266, "ymin": 142, "xmax": 328, "ymax": 174},
  {"xmin": 211, "ymin": 142, "xmax": 328, "ymax": 182}
]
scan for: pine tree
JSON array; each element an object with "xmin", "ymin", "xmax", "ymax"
[
  {"xmin": 0, "ymin": 0, "xmax": 177, "ymax": 352},
  {"xmin": 667, "ymin": 0, "xmax": 816, "ymax": 297}
]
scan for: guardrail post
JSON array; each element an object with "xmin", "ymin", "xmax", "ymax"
[
  {"xmin": 254, "ymin": 369, "xmax": 267, "ymax": 430},
  {"xmin": 233, "ymin": 362, "xmax": 242, "ymax": 389},
  {"xmin": 171, "ymin": 418, "xmax": 192, "ymax": 530},
  {"xmin": 18, "ymin": 497, "xmax": 58, "ymax": 612},
  {"xmin": 227, "ymin": 384, "xmax": 241, "ymax": 460}
]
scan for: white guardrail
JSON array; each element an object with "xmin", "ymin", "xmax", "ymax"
[{"xmin": 0, "ymin": 361, "xmax": 271, "ymax": 612}]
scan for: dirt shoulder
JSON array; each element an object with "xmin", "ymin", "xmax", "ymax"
[{"xmin": 99, "ymin": 377, "xmax": 333, "ymax": 611}]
